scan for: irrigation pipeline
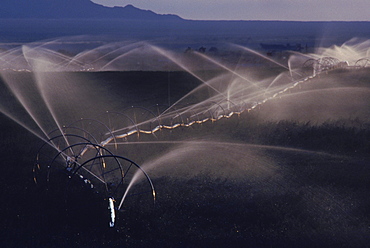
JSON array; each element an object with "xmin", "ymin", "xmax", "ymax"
[
  {"xmin": 100, "ymin": 69, "xmax": 321, "ymax": 147},
  {"xmin": 100, "ymin": 57, "xmax": 370, "ymax": 148}
]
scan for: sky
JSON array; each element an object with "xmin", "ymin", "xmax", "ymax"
[{"xmin": 91, "ymin": 0, "xmax": 370, "ymax": 21}]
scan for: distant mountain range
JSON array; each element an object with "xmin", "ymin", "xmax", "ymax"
[
  {"xmin": 0, "ymin": 0, "xmax": 369, "ymax": 45},
  {"xmin": 0, "ymin": 0, "xmax": 182, "ymax": 20}
]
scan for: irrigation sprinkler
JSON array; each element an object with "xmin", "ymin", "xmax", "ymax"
[{"xmin": 34, "ymin": 126, "xmax": 156, "ymax": 228}]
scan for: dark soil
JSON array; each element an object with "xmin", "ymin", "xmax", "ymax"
[{"xmin": 0, "ymin": 71, "xmax": 369, "ymax": 248}]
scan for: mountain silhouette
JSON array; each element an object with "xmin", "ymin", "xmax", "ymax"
[{"xmin": 0, "ymin": 0, "xmax": 182, "ymax": 20}]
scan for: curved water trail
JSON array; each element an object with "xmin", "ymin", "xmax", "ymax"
[{"xmin": 1, "ymin": 38, "xmax": 369, "ymax": 214}]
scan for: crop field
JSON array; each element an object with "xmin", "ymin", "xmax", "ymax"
[{"xmin": 0, "ymin": 37, "xmax": 369, "ymax": 247}]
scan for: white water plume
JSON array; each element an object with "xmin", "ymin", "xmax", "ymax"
[{"xmin": 0, "ymin": 36, "xmax": 369, "ymax": 213}]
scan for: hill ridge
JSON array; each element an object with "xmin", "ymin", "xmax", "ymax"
[{"xmin": 0, "ymin": 0, "xmax": 182, "ymax": 20}]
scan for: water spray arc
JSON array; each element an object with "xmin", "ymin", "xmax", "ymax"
[
  {"xmin": 1, "ymin": 38, "xmax": 369, "ymax": 228},
  {"xmin": 34, "ymin": 127, "xmax": 157, "ymax": 228}
]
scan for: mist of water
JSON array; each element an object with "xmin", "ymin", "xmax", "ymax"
[{"xmin": 1, "ymin": 36, "xmax": 369, "ymax": 212}]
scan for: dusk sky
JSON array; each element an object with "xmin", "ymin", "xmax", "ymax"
[{"xmin": 92, "ymin": 0, "xmax": 370, "ymax": 21}]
